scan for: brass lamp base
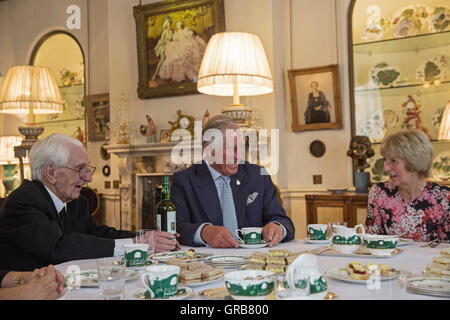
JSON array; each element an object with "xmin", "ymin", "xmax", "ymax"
[
  {"xmin": 221, "ymin": 104, "xmax": 253, "ymax": 128},
  {"xmin": 18, "ymin": 125, "xmax": 45, "ymax": 145}
]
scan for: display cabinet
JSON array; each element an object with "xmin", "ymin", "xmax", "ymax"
[{"xmin": 348, "ymin": 0, "xmax": 450, "ymax": 184}]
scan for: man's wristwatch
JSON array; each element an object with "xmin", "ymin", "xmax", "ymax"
[{"xmin": 14, "ymin": 272, "xmax": 23, "ymax": 286}]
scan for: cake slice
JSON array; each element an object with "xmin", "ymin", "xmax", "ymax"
[{"xmin": 347, "ymin": 262, "xmax": 369, "ymax": 280}]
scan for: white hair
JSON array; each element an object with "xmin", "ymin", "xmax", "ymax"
[{"xmin": 29, "ymin": 133, "xmax": 83, "ymax": 181}]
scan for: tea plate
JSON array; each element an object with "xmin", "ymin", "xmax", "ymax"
[
  {"xmin": 305, "ymin": 238, "xmax": 331, "ymax": 245},
  {"xmin": 325, "ymin": 267, "xmax": 400, "ymax": 284},
  {"xmin": 132, "ymin": 286, "xmax": 193, "ymax": 300},
  {"xmin": 126, "ymin": 259, "xmax": 159, "ymax": 271},
  {"xmin": 64, "ymin": 269, "xmax": 139, "ymax": 288},
  {"xmin": 181, "ymin": 276, "xmax": 224, "ymax": 288},
  {"xmin": 311, "ymin": 246, "xmax": 405, "ymax": 258},
  {"xmin": 151, "ymin": 251, "xmax": 213, "ymax": 263},
  {"xmin": 204, "ymin": 255, "xmax": 249, "ymax": 268},
  {"xmin": 406, "ymin": 277, "xmax": 450, "ymax": 297},
  {"xmin": 239, "ymin": 240, "xmax": 269, "ymax": 249}
]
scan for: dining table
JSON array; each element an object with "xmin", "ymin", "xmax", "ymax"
[{"xmin": 55, "ymin": 239, "xmax": 450, "ymax": 300}]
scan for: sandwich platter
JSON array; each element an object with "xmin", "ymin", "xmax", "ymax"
[
  {"xmin": 406, "ymin": 277, "xmax": 450, "ymax": 297},
  {"xmin": 132, "ymin": 286, "xmax": 193, "ymax": 300},
  {"xmin": 204, "ymin": 255, "xmax": 249, "ymax": 268},
  {"xmin": 64, "ymin": 269, "xmax": 139, "ymax": 288},
  {"xmin": 325, "ymin": 267, "xmax": 400, "ymax": 285},
  {"xmin": 311, "ymin": 246, "xmax": 405, "ymax": 258}
]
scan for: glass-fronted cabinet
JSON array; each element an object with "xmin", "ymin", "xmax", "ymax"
[{"xmin": 349, "ymin": 0, "xmax": 450, "ymax": 184}]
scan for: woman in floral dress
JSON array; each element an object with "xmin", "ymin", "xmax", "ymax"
[{"xmin": 366, "ymin": 130, "xmax": 449, "ymax": 242}]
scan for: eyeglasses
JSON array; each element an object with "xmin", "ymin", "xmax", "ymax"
[{"xmin": 60, "ymin": 165, "xmax": 96, "ymax": 177}]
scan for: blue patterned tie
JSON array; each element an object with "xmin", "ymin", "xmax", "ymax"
[{"xmin": 220, "ymin": 176, "xmax": 239, "ymax": 238}]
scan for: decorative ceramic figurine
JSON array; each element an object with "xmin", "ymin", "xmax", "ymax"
[
  {"xmin": 73, "ymin": 126, "xmax": 84, "ymax": 144},
  {"xmin": 140, "ymin": 115, "xmax": 157, "ymax": 143}
]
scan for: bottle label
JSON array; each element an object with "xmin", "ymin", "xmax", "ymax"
[
  {"xmin": 167, "ymin": 211, "xmax": 176, "ymax": 234},
  {"xmin": 156, "ymin": 215, "xmax": 161, "ymax": 231}
]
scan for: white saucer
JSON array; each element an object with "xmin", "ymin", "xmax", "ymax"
[
  {"xmin": 305, "ymin": 238, "xmax": 331, "ymax": 245},
  {"xmin": 239, "ymin": 241, "xmax": 269, "ymax": 249}
]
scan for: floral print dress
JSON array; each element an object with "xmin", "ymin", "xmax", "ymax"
[{"xmin": 366, "ymin": 181, "xmax": 450, "ymax": 242}]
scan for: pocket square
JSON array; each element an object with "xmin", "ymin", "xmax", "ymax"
[{"xmin": 247, "ymin": 192, "xmax": 259, "ymax": 205}]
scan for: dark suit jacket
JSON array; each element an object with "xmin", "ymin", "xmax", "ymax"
[
  {"xmin": 0, "ymin": 180, "xmax": 136, "ymax": 271},
  {"xmin": 172, "ymin": 162, "xmax": 295, "ymax": 246}
]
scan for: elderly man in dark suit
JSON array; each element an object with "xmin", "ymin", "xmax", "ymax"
[
  {"xmin": 0, "ymin": 134, "xmax": 178, "ymax": 271},
  {"xmin": 172, "ymin": 115, "xmax": 295, "ymax": 248}
]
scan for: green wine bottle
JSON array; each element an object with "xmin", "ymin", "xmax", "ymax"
[{"xmin": 156, "ymin": 176, "xmax": 176, "ymax": 234}]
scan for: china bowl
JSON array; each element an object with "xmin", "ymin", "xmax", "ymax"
[
  {"xmin": 364, "ymin": 235, "xmax": 399, "ymax": 256},
  {"xmin": 225, "ymin": 270, "xmax": 275, "ymax": 300},
  {"xmin": 332, "ymin": 234, "xmax": 362, "ymax": 254}
]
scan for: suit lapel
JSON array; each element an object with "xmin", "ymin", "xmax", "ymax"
[
  {"xmin": 33, "ymin": 180, "xmax": 65, "ymax": 231},
  {"xmin": 231, "ymin": 165, "xmax": 248, "ymax": 228},
  {"xmin": 191, "ymin": 162, "xmax": 223, "ymax": 225}
]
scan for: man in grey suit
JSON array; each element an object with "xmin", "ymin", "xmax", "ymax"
[
  {"xmin": 172, "ymin": 115, "xmax": 295, "ymax": 248},
  {"xmin": 0, "ymin": 134, "xmax": 178, "ymax": 271}
]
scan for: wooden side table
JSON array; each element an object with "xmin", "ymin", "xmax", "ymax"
[{"xmin": 305, "ymin": 193, "xmax": 368, "ymax": 227}]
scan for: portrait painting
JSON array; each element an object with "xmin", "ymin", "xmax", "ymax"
[
  {"xmin": 288, "ymin": 64, "xmax": 343, "ymax": 132},
  {"xmin": 133, "ymin": 0, "xmax": 225, "ymax": 99},
  {"xmin": 85, "ymin": 93, "xmax": 110, "ymax": 142}
]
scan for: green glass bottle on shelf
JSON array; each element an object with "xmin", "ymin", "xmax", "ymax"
[{"xmin": 156, "ymin": 176, "xmax": 176, "ymax": 235}]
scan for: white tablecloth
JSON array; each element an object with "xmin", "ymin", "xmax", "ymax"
[{"xmin": 55, "ymin": 240, "xmax": 450, "ymax": 300}]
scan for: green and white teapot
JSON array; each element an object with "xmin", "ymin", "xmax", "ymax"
[{"xmin": 331, "ymin": 224, "xmax": 365, "ymax": 254}]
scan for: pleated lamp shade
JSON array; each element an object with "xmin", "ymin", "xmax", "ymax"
[
  {"xmin": 0, "ymin": 136, "xmax": 22, "ymax": 165},
  {"xmin": 438, "ymin": 101, "xmax": 450, "ymax": 140},
  {"xmin": 197, "ymin": 32, "xmax": 273, "ymax": 97},
  {"xmin": 0, "ymin": 65, "xmax": 64, "ymax": 116}
]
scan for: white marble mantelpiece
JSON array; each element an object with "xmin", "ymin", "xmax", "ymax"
[{"xmin": 104, "ymin": 142, "xmax": 201, "ymax": 230}]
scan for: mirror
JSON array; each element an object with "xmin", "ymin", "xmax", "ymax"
[
  {"xmin": 30, "ymin": 30, "xmax": 86, "ymax": 144},
  {"xmin": 348, "ymin": 0, "xmax": 450, "ymax": 184}
]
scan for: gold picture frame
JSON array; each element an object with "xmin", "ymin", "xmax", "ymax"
[
  {"xmin": 133, "ymin": 0, "xmax": 225, "ymax": 99},
  {"xmin": 85, "ymin": 93, "xmax": 110, "ymax": 142},
  {"xmin": 288, "ymin": 64, "xmax": 343, "ymax": 132}
]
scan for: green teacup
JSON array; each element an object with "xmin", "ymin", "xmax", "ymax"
[
  {"xmin": 307, "ymin": 224, "xmax": 328, "ymax": 240},
  {"xmin": 123, "ymin": 243, "xmax": 149, "ymax": 267},
  {"xmin": 141, "ymin": 265, "xmax": 180, "ymax": 299},
  {"xmin": 235, "ymin": 227, "xmax": 262, "ymax": 245}
]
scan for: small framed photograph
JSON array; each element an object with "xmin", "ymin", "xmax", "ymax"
[
  {"xmin": 288, "ymin": 64, "xmax": 343, "ymax": 132},
  {"xmin": 85, "ymin": 93, "xmax": 110, "ymax": 141},
  {"xmin": 159, "ymin": 129, "xmax": 170, "ymax": 142}
]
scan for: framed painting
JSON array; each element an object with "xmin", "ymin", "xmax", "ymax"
[
  {"xmin": 288, "ymin": 64, "xmax": 343, "ymax": 132},
  {"xmin": 133, "ymin": 0, "xmax": 225, "ymax": 99},
  {"xmin": 85, "ymin": 93, "xmax": 110, "ymax": 142}
]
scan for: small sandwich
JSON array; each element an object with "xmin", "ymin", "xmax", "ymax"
[
  {"xmin": 266, "ymin": 256, "xmax": 285, "ymax": 265},
  {"xmin": 440, "ymin": 247, "xmax": 450, "ymax": 257},
  {"xmin": 269, "ymin": 249, "xmax": 290, "ymax": 257},
  {"xmin": 246, "ymin": 263, "xmax": 266, "ymax": 270},
  {"xmin": 187, "ymin": 261, "xmax": 204, "ymax": 270},
  {"xmin": 200, "ymin": 266, "xmax": 224, "ymax": 281},
  {"xmin": 265, "ymin": 264, "xmax": 285, "ymax": 274},
  {"xmin": 433, "ymin": 256, "xmax": 450, "ymax": 265},
  {"xmin": 179, "ymin": 269, "xmax": 202, "ymax": 284},
  {"xmin": 166, "ymin": 258, "xmax": 188, "ymax": 270},
  {"xmin": 347, "ymin": 262, "xmax": 369, "ymax": 280},
  {"xmin": 249, "ymin": 253, "xmax": 267, "ymax": 265}
]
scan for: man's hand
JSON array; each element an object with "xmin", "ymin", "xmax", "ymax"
[
  {"xmin": 201, "ymin": 225, "xmax": 239, "ymax": 248},
  {"xmin": 134, "ymin": 230, "xmax": 179, "ymax": 252},
  {"xmin": 262, "ymin": 222, "xmax": 284, "ymax": 247}
]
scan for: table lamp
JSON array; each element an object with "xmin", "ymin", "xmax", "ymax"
[
  {"xmin": 437, "ymin": 101, "xmax": 450, "ymax": 141},
  {"xmin": 197, "ymin": 32, "xmax": 273, "ymax": 128},
  {"xmin": 0, "ymin": 136, "xmax": 23, "ymax": 196},
  {"xmin": 0, "ymin": 65, "xmax": 64, "ymax": 180}
]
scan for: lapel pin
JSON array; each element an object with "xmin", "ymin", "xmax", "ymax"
[{"xmin": 236, "ymin": 179, "xmax": 241, "ymax": 186}]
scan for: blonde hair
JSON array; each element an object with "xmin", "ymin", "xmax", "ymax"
[{"xmin": 380, "ymin": 130, "xmax": 432, "ymax": 177}]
